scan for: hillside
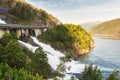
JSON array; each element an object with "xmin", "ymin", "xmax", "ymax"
[
  {"xmin": 90, "ymin": 18, "xmax": 120, "ymax": 37},
  {"xmin": 0, "ymin": 0, "xmax": 60, "ymax": 27},
  {"xmin": 39, "ymin": 24, "xmax": 94, "ymax": 58},
  {"xmin": 81, "ymin": 21, "xmax": 102, "ymax": 32}
]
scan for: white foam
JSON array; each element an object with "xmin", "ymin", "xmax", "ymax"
[
  {"xmin": 30, "ymin": 37, "xmax": 88, "ymax": 74},
  {"xmin": 31, "ymin": 36, "xmax": 65, "ymax": 70},
  {"xmin": 0, "ymin": 18, "xmax": 6, "ymax": 24},
  {"xmin": 18, "ymin": 40, "xmax": 38, "ymax": 53}
]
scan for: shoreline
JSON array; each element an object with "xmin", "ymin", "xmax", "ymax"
[{"xmin": 92, "ymin": 36, "xmax": 120, "ymax": 40}]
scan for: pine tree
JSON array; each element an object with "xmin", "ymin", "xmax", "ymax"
[
  {"xmin": 4, "ymin": 40, "xmax": 25, "ymax": 68},
  {"xmin": 106, "ymin": 70, "xmax": 120, "ymax": 80},
  {"xmin": 79, "ymin": 64, "xmax": 102, "ymax": 80},
  {"xmin": 32, "ymin": 47, "xmax": 51, "ymax": 78}
]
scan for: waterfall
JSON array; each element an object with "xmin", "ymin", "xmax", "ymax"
[
  {"xmin": 18, "ymin": 40, "xmax": 38, "ymax": 53},
  {"xmin": 30, "ymin": 36, "xmax": 86, "ymax": 72},
  {"xmin": 0, "ymin": 18, "xmax": 6, "ymax": 24}
]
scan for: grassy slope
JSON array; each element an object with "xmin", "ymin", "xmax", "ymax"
[{"xmin": 90, "ymin": 18, "xmax": 120, "ymax": 37}]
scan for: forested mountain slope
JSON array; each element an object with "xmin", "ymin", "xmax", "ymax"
[{"xmin": 0, "ymin": 0, "xmax": 60, "ymax": 27}]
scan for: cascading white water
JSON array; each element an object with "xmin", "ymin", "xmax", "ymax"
[
  {"xmin": 30, "ymin": 36, "xmax": 86, "ymax": 73},
  {"xmin": 0, "ymin": 18, "xmax": 6, "ymax": 24},
  {"xmin": 19, "ymin": 36, "xmax": 114, "ymax": 80},
  {"xmin": 18, "ymin": 40, "xmax": 38, "ymax": 53}
]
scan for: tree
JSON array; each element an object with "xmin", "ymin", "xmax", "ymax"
[
  {"xmin": 0, "ymin": 63, "xmax": 43, "ymax": 80},
  {"xmin": 4, "ymin": 40, "xmax": 25, "ymax": 68},
  {"xmin": 79, "ymin": 64, "xmax": 102, "ymax": 80},
  {"xmin": 70, "ymin": 76, "xmax": 75, "ymax": 80},
  {"xmin": 0, "ymin": 44, "xmax": 4, "ymax": 62},
  {"xmin": 1, "ymin": 32, "xmax": 18, "ymax": 46},
  {"xmin": 31, "ymin": 47, "xmax": 51, "ymax": 78},
  {"xmin": 106, "ymin": 70, "xmax": 120, "ymax": 80},
  {"xmin": 57, "ymin": 56, "xmax": 71, "ymax": 80},
  {"xmin": 53, "ymin": 77, "xmax": 59, "ymax": 80}
]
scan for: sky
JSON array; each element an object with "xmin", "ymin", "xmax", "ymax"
[{"xmin": 26, "ymin": 0, "xmax": 120, "ymax": 24}]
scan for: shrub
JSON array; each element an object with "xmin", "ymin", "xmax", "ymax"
[{"xmin": 79, "ymin": 64, "xmax": 102, "ymax": 80}]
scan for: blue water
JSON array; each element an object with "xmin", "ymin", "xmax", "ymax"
[{"xmin": 78, "ymin": 37, "xmax": 120, "ymax": 78}]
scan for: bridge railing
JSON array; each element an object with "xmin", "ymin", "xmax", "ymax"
[{"xmin": 0, "ymin": 24, "xmax": 48, "ymax": 29}]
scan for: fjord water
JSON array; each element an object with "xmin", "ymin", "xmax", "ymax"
[{"xmin": 79, "ymin": 37, "xmax": 120, "ymax": 71}]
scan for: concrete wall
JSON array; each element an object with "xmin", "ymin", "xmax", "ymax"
[
  {"xmin": 0, "ymin": 29, "xmax": 9, "ymax": 38},
  {"xmin": 16, "ymin": 29, "xmax": 21, "ymax": 38},
  {"xmin": 0, "ymin": 28, "xmax": 47, "ymax": 38},
  {"xmin": 35, "ymin": 29, "xmax": 41, "ymax": 37}
]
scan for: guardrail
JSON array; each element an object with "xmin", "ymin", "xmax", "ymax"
[{"xmin": 0, "ymin": 24, "xmax": 47, "ymax": 29}]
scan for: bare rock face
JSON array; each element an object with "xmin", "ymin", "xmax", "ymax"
[{"xmin": 73, "ymin": 40, "xmax": 94, "ymax": 55}]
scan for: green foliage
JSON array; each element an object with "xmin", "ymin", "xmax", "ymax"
[
  {"xmin": 0, "ymin": 32, "xmax": 25, "ymax": 69},
  {"xmin": 0, "ymin": 32, "xmax": 59, "ymax": 79},
  {"xmin": 57, "ymin": 56, "xmax": 71, "ymax": 78},
  {"xmin": 31, "ymin": 47, "xmax": 51, "ymax": 78},
  {"xmin": 0, "ymin": 63, "xmax": 43, "ymax": 80},
  {"xmin": 4, "ymin": 40, "xmax": 25, "ymax": 68},
  {"xmin": 53, "ymin": 77, "xmax": 60, "ymax": 80},
  {"xmin": 79, "ymin": 65, "xmax": 120, "ymax": 80},
  {"xmin": 39, "ymin": 24, "xmax": 93, "ymax": 56},
  {"xmin": 39, "ymin": 24, "xmax": 72, "ymax": 53},
  {"xmin": 10, "ymin": 2, "xmax": 34, "ymax": 21},
  {"xmin": 106, "ymin": 70, "xmax": 120, "ymax": 80},
  {"xmin": 1, "ymin": 32, "xmax": 18, "ymax": 46},
  {"xmin": 60, "ymin": 56, "xmax": 71, "ymax": 63},
  {"xmin": 70, "ymin": 76, "xmax": 75, "ymax": 80},
  {"xmin": 40, "ymin": 24, "xmax": 71, "ymax": 42},
  {"xmin": 79, "ymin": 64, "xmax": 102, "ymax": 80},
  {"xmin": 64, "ymin": 24, "xmax": 93, "ymax": 49}
]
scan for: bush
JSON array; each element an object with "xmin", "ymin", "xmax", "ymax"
[
  {"xmin": 1, "ymin": 32, "xmax": 18, "ymax": 46},
  {"xmin": 79, "ymin": 64, "xmax": 102, "ymax": 80},
  {"xmin": 31, "ymin": 47, "xmax": 51, "ymax": 78},
  {"xmin": 0, "ymin": 63, "xmax": 43, "ymax": 80},
  {"xmin": 106, "ymin": 70, "xmax": 120, "ymax": 80},
  {"xmin": 4, "ymin": 40, "xmax": 26, "ymax": 68}
]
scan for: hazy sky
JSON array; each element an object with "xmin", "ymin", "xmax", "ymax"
[{"xmin": 26, "ymin": 0, "xmax": 120, "ymax": 24}]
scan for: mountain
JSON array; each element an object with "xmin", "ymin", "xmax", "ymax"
[
  {"xmin": 81, "ymin": 21, "xmax": 102, "ymax": 32},
  {"xmin": 0, "ymin": 0, "xmax": 60, "ymax": 27},
  {"xmin": 90, "ymin": 18, "xmax": 120, "ymax": 37}
]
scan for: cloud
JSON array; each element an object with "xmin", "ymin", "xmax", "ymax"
[
  {"xmin": 26, "ymin": 0, "xmax": 120, "ymax": 24},
  {"xmin": 53, "ymin": 2, "xmax": 120, "ymax": 23}
]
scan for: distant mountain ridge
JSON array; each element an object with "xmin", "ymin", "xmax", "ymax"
[
  {"xmin": 0, "ymin": 0, "xmax": 60, "ymax": 27},
  {"xmin": 90, "ymin": 18, "xmax": 120, "ymax": 37},
  {"xmin": 81, "ymin": 21, "xmax": 102, "ymax": 32}
]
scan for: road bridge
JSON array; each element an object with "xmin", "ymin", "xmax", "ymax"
[{"xmin": 0, "ymin": 24, "xmax": 48, "ymax": 38}]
